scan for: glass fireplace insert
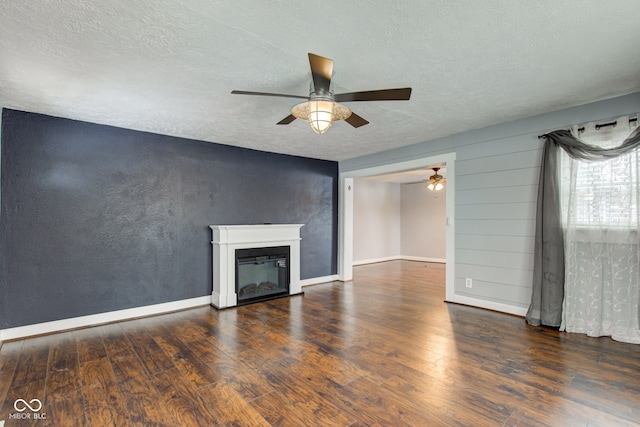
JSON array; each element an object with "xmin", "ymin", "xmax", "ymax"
[{"xmin": 235, "ymin": 246, "xmax": 290, "ymax": 305}]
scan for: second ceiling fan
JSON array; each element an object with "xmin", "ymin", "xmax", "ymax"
[{"xmin": 231, "ymin": 53, "xmax": 412, "ymax": 134}]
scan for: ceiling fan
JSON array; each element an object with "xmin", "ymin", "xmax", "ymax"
[
  {"xmin": 231, "ymin": 53, "xmax": 412, "ymax": 134},
  {"xmin": 426, "ymin": 168, "xmax": 446, "ymax": 191}
]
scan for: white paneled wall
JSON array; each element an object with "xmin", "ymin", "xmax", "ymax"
[
  {"xmin": 352, "ymin": 179, "xmax": 401, "ymax": 262},
  {"xmin": 341, "ymin": 92, "xmax": 640, "ymax": 314},
  {"xmin": 401, "ymin": 183, "xmax": 446, "ymax": 261},
  {"xmin": 454, "ymin": 137, "xmax": 542, "ymax": 309}
]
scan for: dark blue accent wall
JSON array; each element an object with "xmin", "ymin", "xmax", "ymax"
[{"xmin": 0, "ymin": 109, "xmax": 338, "ymax": 329}]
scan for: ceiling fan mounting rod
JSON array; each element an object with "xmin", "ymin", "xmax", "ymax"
[{"xmin": 309, "ymin": 93, "xmax": 334, "ymax": 102}]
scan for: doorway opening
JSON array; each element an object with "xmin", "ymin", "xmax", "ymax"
[{"xmin": 338, "ymin": 152, "xmax": 456, "ymax": 302}]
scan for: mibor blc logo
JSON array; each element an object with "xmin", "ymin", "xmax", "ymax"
[
  {"xmin": 8, "ymin": 398, "xmax": 46, "ymax": 420},
  {"xmin": 14, "ymin": 399, "xmax": 42, "ymax": 412}
]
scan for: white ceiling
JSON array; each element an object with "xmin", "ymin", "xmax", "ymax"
[{"xmin": 1, "ymin": 1, "xmax": 639, "ymax": 162}]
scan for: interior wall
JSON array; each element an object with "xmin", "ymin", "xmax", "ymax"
[
  {"xmin": 401, "ymin": 183, "xmax": 446, "ymax": 260},
  {"xmin": 341, "ymin": 92, "xmax": 640, "ymax": 312},
  {"xmin": 353, "ymin": 178, "xmax": 447, "ymax": 263},
  {"xmin": 0, "ymin": 109, "xmax": 338, "ymax": 329},
  {"xmin": 352, "ymin": 179, "xmax": 400, "ymax": 262}
]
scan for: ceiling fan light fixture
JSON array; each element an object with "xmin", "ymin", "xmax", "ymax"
[
  {"xmin": 309, "ymin": 100, "xmax": 334, "ymax": 134},
  {"xmin": 291, "ymin": 99, "xmax": 352, "ymax": 134},
  {"xmin": 426, "ymin": 167, "xmax": 446, "ymax": 191}
]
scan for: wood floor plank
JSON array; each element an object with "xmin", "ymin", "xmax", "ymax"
[
  {"xmin": 0, "ymin": 341, "xmax": 22, "ymax": 407},
  {"xmin": 80, "ymin": 357, "xmax": 131, "ymax": 427},
  {"xmin": 45, "ymin": 364, "xmax": 82, "ymax": 404},
  {"xmin": 269, "ymin": 356, "xmax": 400, "ymax": 426},
  {"xmin": 345, "ymin": 376, "xmax": 457, "ymax": 426},
  {"xmin": 47, "ymin": 332, "xmax": 77, "ymax": 372},
  {"xmin": 80, "ymin": 356, "xmax": 117, "ymax": 388},
  {"xmin": 561, "ymin": 374, "xmax": 640, "ymax": 424},
  {"xmin": 11, "ymin": 337, "xmax": 50, "ymax": 386},
  {"xmin": 386, "ymin": 356, "xmax": 633, "ymax": 427},
  {"xmin": 76, "ymin": 328, "xmax": 107, "ymax": 363},
  {"xmin": 152, "ymin": 369, "xmax": 219, "ymax": 427},
  {"xmin": 262, "ymin": 356, "xmax": 355, "ymax": 426},
  {"xmin": 303, "ymin": 377, "xmax": 397, "ymax": 427},
  {"xmin": 189, "ymin": 337, "xmax": 275, "ymax": 401},
  {"xmin": 503, "ymin": 409, "xmax": 564, "ymax": 427},
  {"xmin": 45, "ymin": 332, "xmax": 82, "ymax": 403},
  {"xmin": 42, "ymin": 396, "xmax": 86, "ymax": 427},
  {"xmin": 337, "ymin": 344, "xmax": 418, "ymax": 385},
  {"xmin": 383, "ymin": 373, "xmax": 520, "ymax": 426},
  {"xmin": 82, "ymin": 384, "xmax": 131, "ymax": 427},
  {"xmin": 152, "ymin": 333, "xmax": 219, "ymax": 389},
  {"xmin": 163, "ymin": 315, "xmax": 215, "ymax": 344},
  {"xmin": 110, "ymin": 356, "xmax": 176, "ymax": 426},
  {"xmin": 291, "ymin": 341, "xmax": 365, "ymax": 386},
  {"xmin": 197, "ymin": 381, "xmax": 271, "ymax": 426},
  {"xmin": 100, "ymin": 323, "xmax": 137, "ymax": 361},
  {"xmin": 0, "ymin": 379, "xmax": 46, "ymax": 427},
  {"xmin": 124, "ymin": 330, "xmax": 175, "ymax": 376},
  {"xmin": 251, "ymin": 391, "xmax": 318, "ymax": 427},
  {"xmin": 249, "ymin": 390, "xmax": 318, "ymax": 427},
  {"xmin": 478, "ymin": 359, "xmax": 572, "ymax": 395},
  {"xmin": 229, "ymin": 329, "xmax": 293, "ymax": 366}
]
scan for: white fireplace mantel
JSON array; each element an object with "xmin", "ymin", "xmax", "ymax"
[{"xmin": 210, "ymin": 224, "xmax": 303, "ymax": 308}]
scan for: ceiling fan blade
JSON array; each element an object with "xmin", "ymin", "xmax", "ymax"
[
  {"xmin": 231, "ymin": 90, "xmax": 309, "ymax": 100},
  {"xmin": 277, "ymin": 114, "xmax": 296, "ymax": 125},
  {"xmin": 308, "ymin": 53, "xmax": 333, "ymax": 95},
  {"xmin": 345, "ymin": 112, "xmax": 369, "ymax": 128},
  {"xmin": 334, "ymin": 87, "xmax": 412, "ymax": 102}
]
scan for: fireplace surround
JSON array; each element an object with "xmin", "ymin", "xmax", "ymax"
[{"xmin": 210, "ymin": 224, "xmax": 303, "ymax": 308}]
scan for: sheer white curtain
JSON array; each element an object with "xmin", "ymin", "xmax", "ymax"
[{"xmin": 560, "ymin": 115, "xmax": 640, "ymax": 343}]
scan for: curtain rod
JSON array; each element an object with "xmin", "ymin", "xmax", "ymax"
[{"xmin": 537, "ymin": 116, "xmax": 638, "ymax": 139}]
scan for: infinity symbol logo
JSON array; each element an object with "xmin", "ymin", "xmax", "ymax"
[{"xmin": 14, "ymin": 398, "xmax": 42, "ymax": 412}]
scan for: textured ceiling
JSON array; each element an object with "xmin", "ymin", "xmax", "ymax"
[{"xmin": 1, "ymin": 1, "xmax": 640, "ymax": 161}]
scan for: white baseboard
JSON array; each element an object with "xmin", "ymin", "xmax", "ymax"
[
  {"xmin": 0, "ymin": 295, "xmax": 212, "ymax": 341},
  {"xmin": 446, "ymin": 294, "xmax": 528, "ymax": 317},
  {"xmin": 401, "ymin": 255, "xmax": 446, "ymax": 263},
  {"xmin": 353, "ymin": 255, "xmax": 402, "ymax": 265},
  {"xmin": 353, "ymin": 255, "xmax": 446, "ymax": 266},
  {"xmin": 300, "ymin": 274, "xmax": 340, "ymax": 287}
]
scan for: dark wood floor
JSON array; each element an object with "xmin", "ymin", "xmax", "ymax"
[{"xmin": 1, "ymin": 260, "xmax": 639, "ymax": 426}]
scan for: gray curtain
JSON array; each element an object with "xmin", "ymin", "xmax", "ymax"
[{"xmin": 526, "ymin": 126, "xmax": 640, "ymax": 327}]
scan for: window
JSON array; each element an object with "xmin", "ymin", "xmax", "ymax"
[
  {"xmin": 561, "ymin": 123, "xmax": 639, "ymax": 229},
  {"xmin": 559, "ymin": 117, "xmax": 640, "ymax": 343},
  {"xmin": 562, "ymin": 150, "xmax": 638, "ymax": 227}
]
